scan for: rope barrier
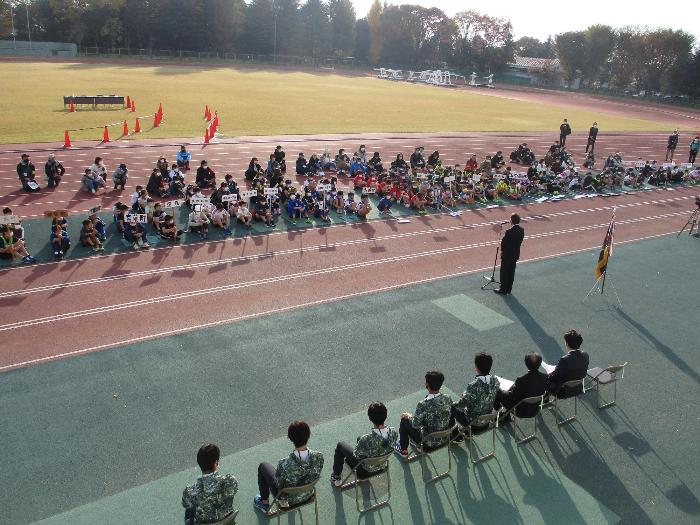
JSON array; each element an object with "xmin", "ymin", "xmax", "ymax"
[{"xmin": 66, "ymin": 113, "xmax": 156, "ymax": 133}]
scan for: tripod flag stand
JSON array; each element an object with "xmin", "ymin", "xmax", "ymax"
[{"xmin": 584, "ymin": 209, "xmax": 621, "ymax": 307}]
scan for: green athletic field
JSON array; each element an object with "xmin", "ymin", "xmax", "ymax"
[
  {"xmin": 0, "ymin": 61, "xmax": 678, "ymax": 144},
  {"xmin": 2, "ymin": 234, "xmax": 699, "ymax": 524}
]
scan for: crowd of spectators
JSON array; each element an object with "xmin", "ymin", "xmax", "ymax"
[
  {"xmin": 5, "ymin": 133, "xmax": 700, "ymax": 262},
  {"xmin": 181, "ymin": 330, "xmax": 590, "ymax": 524}
]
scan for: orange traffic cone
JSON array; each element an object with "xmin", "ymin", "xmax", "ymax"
[
  {"xmin": 69, "ymin": 96, "xmax": 75, "ymax": 113},
  {"xmin": 134, "ymin": 117, "xmax": 141, "ymax": 133},
  {"xmin": 63, "ymin": 130, "xmax": 72, "ymax": 148},
  {"xmin": 122, "ymin": 120, "xmax": 129, "ymax": 136},
  {"xmin": 103, "ymin": 126, "xmax": 110, "ymax": 143},
  {"xmin": 153, "ymin": 113, "xmax": 160, "ymax": 128},
  {"xmin": 212, "ymin": 111, "xmax": 219, "ymax": 127},
  {"xmin": 126, "ymin": 95, "xmax": 131, "ymax": 109},
  {"xmin": 205, "ymin": 105, "xmax": 211, "ymax": 121},
  {"xmin": 204, "ymin": 127, "xmax": 210, "ymax": 144},
  {"xmin": 131, "ymin": 100, "xmax": 136, "ymax": 113},
  {"xmin": 158, "ymin": 102, "xmax": 163, "ymax": 116}
]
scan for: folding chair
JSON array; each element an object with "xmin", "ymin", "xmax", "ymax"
[
  {"xmin": 508, "ymin": 395, "xmax": 544, "ymax": 444},
  {"xmin": 550, "ymin": 379, "xmax": 584, "ymax": 425},
  {"xmin": 586, "ymin": 362, "xmax": 627, "ymax": 409},
  {"xmin": 408, "ymin": 425, "xmax": 457, "ymax": 482},
  {"xmin": 466, "ymin": 412, "xmax": 500, "ymax": 464},
  {"xmin": 268, "ymin": 479, "xmax": 320, "ymax": 525},
  {"xmin": 340, "ymin": 452, "xmax": 392, "ymax": 512}
]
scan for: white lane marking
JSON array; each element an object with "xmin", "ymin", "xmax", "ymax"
[
  {"xmin": 0, "ymin": 229, "xmax": 679, "ymax": 373},
  {"xmin": 0, "ymin": 211, "xmax": 686, "ymax": 332}
]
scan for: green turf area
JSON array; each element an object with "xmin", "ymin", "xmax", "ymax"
[
  {"xmin": 1, "ymin": 235, "xmax": 698, "ymax": 524},
  {"xmin": 4, "ymin": 178, "xmax": 698, "ymax": 267},
  {"xmin": 0, "ymin": 61, "xmax": 682, "ymax": 144}
]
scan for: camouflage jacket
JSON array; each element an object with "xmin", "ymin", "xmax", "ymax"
[
  {"xmin": 181, "ymin": 471, "xmax": 238, "ymax": 524},
  {"xmin": 410, "ymin": 393, "xmax": 454, "ymax": 448},
  {"xmin": 454, "ymin": 375, "xmax": 500, "ymax": 424},
  {"xmin": 274, "ymin": 449, "xmax": 324, "ymax": 506},
  {"xmin": 354, "ymin": 427, "xmax": 398, "ymax": 473}
]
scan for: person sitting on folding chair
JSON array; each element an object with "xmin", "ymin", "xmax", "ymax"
[
  {"xmin": 542, "ymin": 330, "xmax": 589, "ymax": 397},
  {"xmin": 450, "ymin": 353, "xmax": 500, "ymax": 440},
  {"xmin": 182, "ymin": 443, "xmax": 239, "ymax": 525},
  {"xmin": 254, "ymin": 420, "xmax": 324, "ymax": 514},
  {"xmin": 495, "ymin": 352, "xmax": 549, "ymax": 416},
  {"xmin": 330, "ymin": 402, "xmax": 397, "ymax": 487},
  {"xmin": 393, "ymin": 370, "xmax": 453, "ymax": 458}
]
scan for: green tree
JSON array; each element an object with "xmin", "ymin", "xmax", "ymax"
[
  {"xmin": 299, "ymin": 0, "xmax": 330, "ymax": 57},
  {"xmin": 328, "ymin": 0, "xmax": 355, "ymax": 55},
  {"xmin": 354, "ymin": 17, "xmax": 369, "ymax": 62},
  {"xmin": 555, "ymin": 31, "xmax": 586, "ymax": 84},
  {"xmin": 581, "ymin": 25, "xmax": 616, "ymax": 86},
  {"xmin": 514, "ymin": 36, "xmax": 554, "ymax": 58},
  {"xmin": 453, "ymin": 10, "xmax": 513, "ymax": 72},
  {"xmin": 241, "ymin": 0, "xmax": 275, "ymax": 54}
]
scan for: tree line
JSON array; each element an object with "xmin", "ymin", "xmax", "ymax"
[{"xmin": 0, "ymin": 1, "xmax": 698, "ymax": 96}]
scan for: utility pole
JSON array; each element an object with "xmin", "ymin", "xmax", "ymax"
[
  {"xmin": 25, "ymin": 1, "xmax": 31, "ymax": 50},
  {"xmin": 10, "ymin": 2, "xmax": 17, "ymax": 49}
]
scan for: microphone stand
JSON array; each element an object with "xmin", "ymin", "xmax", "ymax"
[{"xmin": 481, "ymin": 245, "xmax": 501, "ymax": 290}]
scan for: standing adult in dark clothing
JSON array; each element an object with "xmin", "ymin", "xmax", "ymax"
[
  {"xmin": 559, "ymin": 119, "xmax": 572, "ymax": 147},
  {"xmin": 495, "ymin": 214, "xmax": 525, "ymax": 295},
  {"xmin": 586, "ymin": 122, "xmax": 598, "ymax": 153},
  {"xmin": 666, "ymin": 130, "xmax": 679, "ymax": 161},
  {"xmin": 688, "ymin": 136, "xmax": 699, "ymax": 164}
]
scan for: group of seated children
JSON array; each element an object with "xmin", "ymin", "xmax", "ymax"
[{"xmin": 181, "ymin": 330, "xmax": 590, "ymax": 522}]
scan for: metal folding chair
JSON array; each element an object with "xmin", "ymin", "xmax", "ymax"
[
  {"xmin": 551, "ymin": 379, "xmax": 584, "ymax": 425},
  {"xmin": 466, "ymin": 412, "xmax": 500, "ymax": 464},
  {"xmin": 586, "ymin": 362, "xmax": 627, "ymax": 409},
  {"xmin": 408, "ymin": 425, "xmax": 457, "ymax": 482},
  {"xmin": 340, "ymin": 452, "xmax": 392, "ymax": 512},
  {"xmin": 268, "ymin": 479, "xmax": 320, "ymax": 525},
  {"xmin": 508, "ymin": 395, "xmax": 544, "ymax": 444}
]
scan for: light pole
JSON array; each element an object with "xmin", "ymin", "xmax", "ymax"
[
  {"xmin": 272, "ymin": 1, "xmax": 278, "ymax": 64},
  {"xmin": 10, "ymin": 2, "xmax": 17, "ymax": 49},
  {"xmin": 24, "ymin": 1, "xmax": 31, "ymax": 50}
]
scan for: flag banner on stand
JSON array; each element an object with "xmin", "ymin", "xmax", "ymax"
[{"xmin": 595, "ymin": 211, "xmax": 616, "ymax": 279}]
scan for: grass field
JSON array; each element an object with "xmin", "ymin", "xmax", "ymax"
[{"xmin": 0, "ymin": 60, "xmax": 679, "ymax": 144}]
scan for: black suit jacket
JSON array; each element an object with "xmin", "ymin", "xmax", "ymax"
[
  {"xmin": 588, "ymin": 127, "xmax": 598, "ymax": 140},
  {"xmin": 501, "ymin": 224, "xmax": 524, "ymax": 261},
  {"xmin": 499, "ymin": 370, "xmax": 549, "ymax": 418},
  {"xmin": 548, "ymin": 349, "xmax": 589, "ymax": 397}
]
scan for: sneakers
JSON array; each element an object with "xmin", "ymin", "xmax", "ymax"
[
  {"xmin": 393, "ymin": 442, "xmax": 409, "ymax": 458},
  {"xmin": 253, "ymin": 495, "xmax": 270, "ymax": 514},
  {"xmin": 223, "ymin": 228, "xmax": 232, "ymax": 236},
  {"xmin": 305, "ymin": 218, "xmax": 313, "ymax": 224},
  {"xmin": 22, "ymin": 256, "xmax": 36, "ymax": 264},
  {"xmin": 132, "ymin": 243, "xmax": 138, "ymax": 250},
  {"xmin": 142, "ymin": 242, "xmax": 150, "ymax": 248},
  {"xmin": 330, "ymin": 474, "xmax": 343, "ymax": 488}
]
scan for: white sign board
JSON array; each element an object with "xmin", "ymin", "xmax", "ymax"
[
  {"xmin": 680, "ymin": 163, "xmax": 693, "ymax": 169},
  {"xmin": 317, "ymin": 184, "xmax": 332, "ymax": 192},
  {"xmin": 363, "ymin": 187, "xmax": 376, "ymax": 194},
  {"xmin": 264, "ymin": 187, "xmax": 279, "ymax": 196},
  {"xmin": 661, "ymin": 163, "xmax": 674, "ymax": 169},
  {"xmin": 240, "ymin": 190, "xmax": 258, "ymax": 199},
  {"xmin": 635, "ymin": 160, "xmax": 646, "ymax": 169},
  {"xmin": 472, "ymin": 174, "xmax": 481, "ymax": 183},
  {"xmin": 124, "ymin": 213, "xmax": 148, "ymax": 223},
  {"xmin": 221, "ymin": 194, "xmax": 237, "ymax": 203},
  {"xmin": 443, "ymin": 175, "xmax": 455, "ymax": 183},
  {"xmin": 0, "ymin": 214, "xmax": 19, "ymax": 225},
  {"xmin": 190, "ymin": 195, "xmax": 208, "ymax": 205},
  {"xmin": 164, "ymin": 199, "xmax": 182, "ymax": 208}
]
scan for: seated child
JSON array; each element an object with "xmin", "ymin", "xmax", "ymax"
[
  {"xmin": 330, "ymin": 402, "xmax": 397, "ymax": 487},
  {"xmin": 49, "ymin": 224, "xmax": 71, "ymax": 260},
  {"xmin": 254, "ymin": 421, "xmax": 324, "ymax": 514},
  {"xmin": 79, "ymin": 219, "xmax": 104, "ymax": 251}
]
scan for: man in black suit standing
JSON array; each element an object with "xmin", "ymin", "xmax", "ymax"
[
  {"xmin": 495, "ymin": 352, "xmax": 549, "ymax": 418},
  {"xmin": 586, "ymin": 122, "xmax": 598, "ymax": 153},
  {"xmin": 495, "ymin": 214, "xmax": 524, "ymax": 295},
  {"xmin": 559, "ymin": 119, "xmax": 572, "ymax": 147},
  {"xmin": 542, "ymin": 330, "xmax": 589, "ymax": 397}
]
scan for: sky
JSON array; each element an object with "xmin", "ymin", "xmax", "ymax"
[{"xmin": 351, "ymin": 0, "xmax": 700, "ymax": 44}]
